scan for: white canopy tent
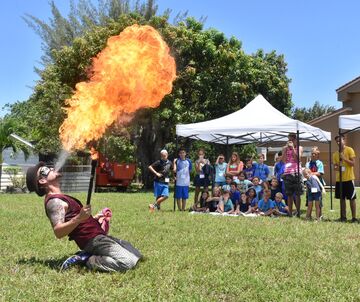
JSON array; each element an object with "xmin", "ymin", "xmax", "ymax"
[
  {"xmin": 339, "ymin": 114, "xmax": 360, "ymax": 132},
  {"xmin": 176, "ymin": 95, "xmax": 331, "ymax": 144}
]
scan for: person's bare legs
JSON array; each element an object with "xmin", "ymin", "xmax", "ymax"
[
  {"xmin": 295, "ymin": 194, "xmax": 301, "ymax": 217},
  {"xmin": 315, "ymin": 201, "xmax": 321, "ymax": 220},
  {"xmin": 156, "ymin": 196, "xmax": 167, "ymax": 206},
  {"xmin": 194, "ymin": 186, "xmax": 200, "ymax": 206},
  {"xmin": 177, "ymin": 198, "xmax": 182, "ymax": 211},
  {"xmin": 182, "ymin": 199, "xmax": 187, "ymax": 211},
  {"xmin": 288, "ymin": 196, "xmax": 294, "ymax": 216},
  {"xmin": 340, "ymin": 198, "xmax": 347, "ymax": 220},
  {"xmin": 350, "ymin": 198, "xmax": 356, "ymax": 220},
  {"xmin": 306, "ymin": 201, "xmax": 313, "ymax": 219}
]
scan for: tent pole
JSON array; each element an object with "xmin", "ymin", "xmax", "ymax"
[
  {"xmin": 174, "ymin": 135, "xmax": 178, "ymax": 212},
  {"xmin": 338, "ymin": 129, "xmax": 343, "ymax": 220},
  {"xmin": 226, "ymin": 136, "xmax": 229, "ymax": 161},
  {"xmin": 329, "ymin": 141, "xmax": 333, "ymax": 211},
  {"xmin": 296, "ymin": 130, "xmax": 301, "ymax": 216}
]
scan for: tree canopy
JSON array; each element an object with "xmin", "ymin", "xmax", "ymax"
[{"xmin": 6, "ymin": 0, "xmax": 292, "ymax": 186}]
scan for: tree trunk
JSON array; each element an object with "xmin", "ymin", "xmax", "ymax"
[{"xmin": 132, "ymin": 111, "xmax": 170, "ymax": 189}]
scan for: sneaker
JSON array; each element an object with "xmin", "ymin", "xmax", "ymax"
[
  {"xmin": 351, "ymin": 218, "xmax": 358, "ymax": 223},
  {"xmin": 335, "ymin": 217, "xmax": 347, "ymax": 223},
  {"xmin": 60, "ymin": 251, "xmax": 91, "ymax": 271},
  {"xmin": 149, "ymin": 203, "xmax": 159, "ymax": 212}
]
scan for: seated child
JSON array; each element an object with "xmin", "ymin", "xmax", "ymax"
[
  {"xmin": 269, "ymin": 177, "xmax": 282, "ymax": 200},
  {"xmin": 230, "ymin": 181, "xmax": 240, "ymax": 209},
  {"xmin": 257, "ymin": 189, "xmax": 275, "ymax": 216},
  {"xmin": 303, "ymin": 168, "xmax": 322, "ymax": 221},
  {"xmin": 273, "ymin": 192, "xmax": 290, "ymax": 216},
  {"xmin": 245, "ymin": 187, "xmax": 258, "ymax": 214},
  {"xmin": 191, "ymin": 191, "xmax": 210, "ymax": 212},
  {"xmin": 235, "ymin": 192, "xmax": 250, "ymax": 215},
  {"xmin": 237, "ymin": 171, "xmax": 253, "ymax": 193},
  {"xmin": 206, "ymin": 187, "xmax": 222, "ymax": 212},
  {"xmin": 222, "ymin": 176, "xmax": 232, "ymax": 192},
  {"xmin": 216, "ymin": 190, "xmax": 234, "ymax": 214}
]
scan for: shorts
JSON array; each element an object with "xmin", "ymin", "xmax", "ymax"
[
  {"xmin": 282, "ymin": 174, "xmax": 304, "ymax": 196},
  {"xmin": 335, "ymin": 181, "xmax": 356, "ymax": 200},
  {"xmin": 278, "ymin": 207, "xmax": 288, "ymax": 214},
  {"xmin": 154, "ymin": 181, "xmax": 169, "ymax": 198},
  {"xmin": 194, "ymin": 174, "xmax": 210, "ymax": 187},
  {"xmin": 175, "ymin": 185, "xmax": 189, "ymax": 199},
  {"xmin": 307, "ymin": 191, "xmax": 321, "ymax": 202}
]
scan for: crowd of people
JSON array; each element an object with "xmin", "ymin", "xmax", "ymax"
[{"xmin": 149, "ymin": 133, "xmax": 357, "ymax": 222}]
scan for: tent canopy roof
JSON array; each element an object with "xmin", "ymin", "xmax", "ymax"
[
  {"xmin": 339, "ymin": 114, "xmax": 360, "ymax": 131},
  {"xmin": 176, "ymin": 95, "xmax": 331, "ymax": 144}
]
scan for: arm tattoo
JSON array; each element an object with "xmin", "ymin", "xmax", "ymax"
[{"xmin": 45, "ymin": 198, "xmax": 67, "ymax": 227}]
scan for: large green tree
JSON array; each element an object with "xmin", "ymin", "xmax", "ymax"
[
  {"xmin": 6, "ymin": 0, "xmax": 292, "ymax": 188},
  {"xmin": 291, "ymin": 101, "xmax": 336, "ymax": 123}
]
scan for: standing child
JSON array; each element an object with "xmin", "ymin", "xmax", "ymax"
[
  {"xmin": 257, "ymin": 189, "xmax": 275, "ymax": 216},
  {"xmin": 193, "ymin": 148, "xmax": 211, "ymax": 207},
  {"xmin": 226, "ymin": 152, "xmax": 243, "ymax": 181},
  {"xmin": 174, "ymin": 147, "xmax": 192, "ymax": 211},
  {"xmin": 303, "ymin": 168, "xmax": 322, "ymax": 221},
  {"xmin": 243, "ymin": 158, "xmax": 255, "ymax": 181},
  {"xmin": 214, "ymin": 154, "xmax": 227, "ymax": 188},
  {"xmin": 273, "ymin": 192, "xmax": 290, "ymax": 216},
  {"xmin": 253, "ymin": 154, "xmax": 270, "ymax": 182}
]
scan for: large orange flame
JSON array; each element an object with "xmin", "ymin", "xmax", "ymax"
[{"xmin": 59, "ymin": 24, "xmax": 176, "ymax": 151}]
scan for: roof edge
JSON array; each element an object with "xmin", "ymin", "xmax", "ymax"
[
  {"xmin": 336, "ymin": 76, "xmax": 360, "ymax": 93},
  {"xmin": 308, "ymin": 107, "xmax": 352, "ymax": 125}
]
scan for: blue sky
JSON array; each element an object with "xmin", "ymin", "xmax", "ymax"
[{"xmin": 1, "ymin": 0, "xmax": 360, "ymax": 117}]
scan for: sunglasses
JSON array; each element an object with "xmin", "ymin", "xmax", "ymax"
[{"xmin": 39, "ymin": 166, "xmax": 52, "ymax": 178}]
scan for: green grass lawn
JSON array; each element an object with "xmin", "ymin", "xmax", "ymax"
[{"xmin": 1, "ymin": 190, "xmax": 360, "ymax": 301}]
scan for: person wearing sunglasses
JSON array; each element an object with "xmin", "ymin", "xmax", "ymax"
[{"xmin": 26, "ymin": 162, "xmax": 142, "ymax": 272}]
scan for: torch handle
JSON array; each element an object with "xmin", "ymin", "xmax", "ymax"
[{"xmin": 86, "ymin": 160, "xmax": 98, "ymax": 205}]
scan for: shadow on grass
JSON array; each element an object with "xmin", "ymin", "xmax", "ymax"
[{"xmin": 17, "ymin": 255, "xmax": 74, "ymax": 270}]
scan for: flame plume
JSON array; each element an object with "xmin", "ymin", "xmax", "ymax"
[{"xmin": 59, "ymin": 24, "xmax": 176, "ymax": 151}]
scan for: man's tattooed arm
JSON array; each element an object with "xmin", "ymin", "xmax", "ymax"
[{"xmin": 45, "ymin": 198, "xmax": 68, "ymax": 227}]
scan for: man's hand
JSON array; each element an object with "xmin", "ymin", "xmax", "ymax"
[{"xmin": 77, "ymin": 205, "xmax": 92, "ymax": 222}]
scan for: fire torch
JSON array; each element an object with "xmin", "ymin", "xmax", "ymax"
[{"xmin": 86, "ymin": 147, "xmax": 99, "ymax": 205}]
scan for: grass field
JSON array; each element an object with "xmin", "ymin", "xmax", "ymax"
[{"xmin": 1, "ymin": 190, "xmax": 360, "ymax": 301}]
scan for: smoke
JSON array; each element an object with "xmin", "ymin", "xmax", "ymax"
[{"xmin": 55, "ymin": 150, "xmax": 70, "ymax": 172}]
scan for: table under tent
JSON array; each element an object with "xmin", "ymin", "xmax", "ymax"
[{"xmin": 176, "ymin": 94, "xmax": 333, "ymax": 211}]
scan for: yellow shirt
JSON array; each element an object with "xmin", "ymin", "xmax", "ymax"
[{"xmin": 333, "ymin": 146, "xmax": 356, "ymax": 182}]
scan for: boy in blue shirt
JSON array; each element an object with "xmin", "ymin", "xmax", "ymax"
[
  {"xmin": 253, "ymin": 154, "xmax": 270, "ymax": 182},
  {"xmin": 174, "ymin": 147, "xmax": 192, "ymax": 211},
  {"xmin": 257, "ymin": 189, "xmax": 275, "ymax": 216},
  {"xmin": 243, "ymin": 158, "xmax": 255, "ymax": 181},
  {"xmin": 273, "ymin": 192, "xmax": 290, "ymax": 216}
]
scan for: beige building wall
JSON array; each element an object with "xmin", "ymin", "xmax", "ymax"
[{"xmin": 307, "ymin": 77, "xmax": 360, "ymax": 186}]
